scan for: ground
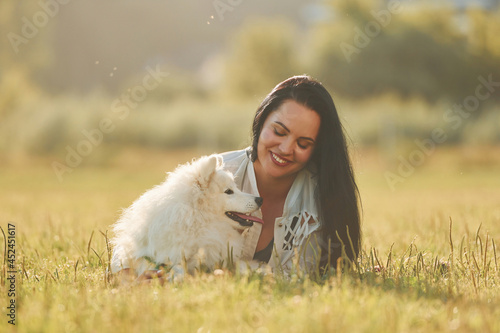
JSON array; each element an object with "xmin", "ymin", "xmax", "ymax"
[{"xmin": 0, "ymin": 146, "xmax": 499, "ymax": 332}]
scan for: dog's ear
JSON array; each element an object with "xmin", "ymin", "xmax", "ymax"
[{"xmin": 197, "ymin": 154, "xmax": 222, "ymax": 188}]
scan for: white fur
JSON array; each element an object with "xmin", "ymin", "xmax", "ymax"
[{"xmin": 110, "ymin": 154, "xmax": 261, "ymax": 276}]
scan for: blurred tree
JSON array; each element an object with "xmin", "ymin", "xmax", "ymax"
[
  {"xmin": 0, "ymin": 1, "xmax": 49, "ymax": 116},
  {"xmin": 309, "ymin": 0, "xmax": 500, "ymax": 104},
  {"xmin": 222, "ymin": 17, "xmax": 300, "ymax": 100},
  {"xmin": 1, "ymin": 1, "xmax": 54, "ymax": 73},
  {"xmin": 466, "ymin": 8, "xmax": 500, "ymax": 69}
]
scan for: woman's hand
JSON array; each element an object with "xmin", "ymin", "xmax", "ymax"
[{"xmin": 137, "ymin": 269, "xmax": 166, "ymax": 285}]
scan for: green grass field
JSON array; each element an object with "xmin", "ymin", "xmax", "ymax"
[{"xmin": 1, "ymin": 147, "xmax": 499, "ymax": 332}]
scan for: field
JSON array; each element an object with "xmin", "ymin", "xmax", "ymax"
[{"xmin": 1, "ymin": 146, "xmax": 499, "ymax": 332}]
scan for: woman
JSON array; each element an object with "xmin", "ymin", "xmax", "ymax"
[
  {"xmin": 222, "ymin": 75, "xmax": 361, "ymax": 273},
  {"xmin": 127, "ymin": 75, "xmax": 361, "ymax": 282}
]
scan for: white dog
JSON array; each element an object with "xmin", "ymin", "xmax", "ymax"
[{"xmin": 110, "ymin": 154, "xmax": 263, "ymax": 278}]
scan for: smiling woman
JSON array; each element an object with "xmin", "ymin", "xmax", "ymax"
[
  {"xmin": 222, "ymin": 75, "xmax": 362, "ymax": 272},
  {"xmin": 123, "ymin": 75, "xmax": 361, "ymax": 282}
]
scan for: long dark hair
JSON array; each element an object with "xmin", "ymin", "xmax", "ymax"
[{"xmin": 250, "ymin": 75, "xmax": 361, "ymax": 267}]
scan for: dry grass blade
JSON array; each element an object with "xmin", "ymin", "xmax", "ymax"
[
  {"xmin": 493, "ymin": 239, "xmax": 498, "ymax": 273},
  {"xmin": 74, "ymin": 259, "xmax": 79, "ymax": 283},
  {"xmin": 0, "ymin": 226, "xmax": 6, "ymax": 286},
  {"xmin": 100, "ymin": 230, "xmax": 112, "ymax": 277},
  {"xmin": 87, "ymin": 230, "xmax": 95, "ymax": 258},
  {"xmin": 386, "ymin": 243, "xmax": 394, "ymax": 272}
]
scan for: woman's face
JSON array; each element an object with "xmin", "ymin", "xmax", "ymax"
[{"xmin": 255, "ymin": 99, "xmax": 321, "ymax": 182}]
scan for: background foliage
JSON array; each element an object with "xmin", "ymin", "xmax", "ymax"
[{"xmin": 1, "ymin": 0, "xmax": 499, "ymax": 163}]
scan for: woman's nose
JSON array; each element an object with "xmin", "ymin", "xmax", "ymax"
[{"xmin": 278, "ymin": 137, "xmax": 294, "ymax": 155}]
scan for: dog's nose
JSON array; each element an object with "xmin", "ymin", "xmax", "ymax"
[{"xmin": 255, "ymin": 197, "xmax": 263, "ymax": 207}]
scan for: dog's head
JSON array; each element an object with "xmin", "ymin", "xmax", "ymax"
[{"xmin": 193, "ymin": 154, "xmax": 263, "ymax": 230}]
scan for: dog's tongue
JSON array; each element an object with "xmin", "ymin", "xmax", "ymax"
[{"xmin": 233, "ymin": 212, "xmax": 264, "ymax": 224}]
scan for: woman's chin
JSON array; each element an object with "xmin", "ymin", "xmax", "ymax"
[{"xmin": 266, "ymin": 164, "xmax": 299, "ymax": 180}]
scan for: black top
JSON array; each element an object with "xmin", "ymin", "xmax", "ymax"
[{"xmin": 253, "ymin": 238, "xmax": 274, "ymax": 263}]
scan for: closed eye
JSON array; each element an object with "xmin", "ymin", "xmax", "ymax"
[
  {"xmin": 297, "ymin": 139, "xmax": 313, "ymax": 150},
  {"xmin": 224, "ymin": 189, "xmax": 234, "ymax": 195},
  {"xmin": 273, "ymin": 128, "xmax": 286, "ymax": 137}
]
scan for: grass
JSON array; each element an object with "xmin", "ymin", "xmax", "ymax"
[{"xmin": 0, "ymin": 146, "xmax": 499, "ymax": 332}]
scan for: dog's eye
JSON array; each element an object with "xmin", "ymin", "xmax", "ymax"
[{"xmin": 224, "ymin": 189, "xmax": 234, "ymax": 195}]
